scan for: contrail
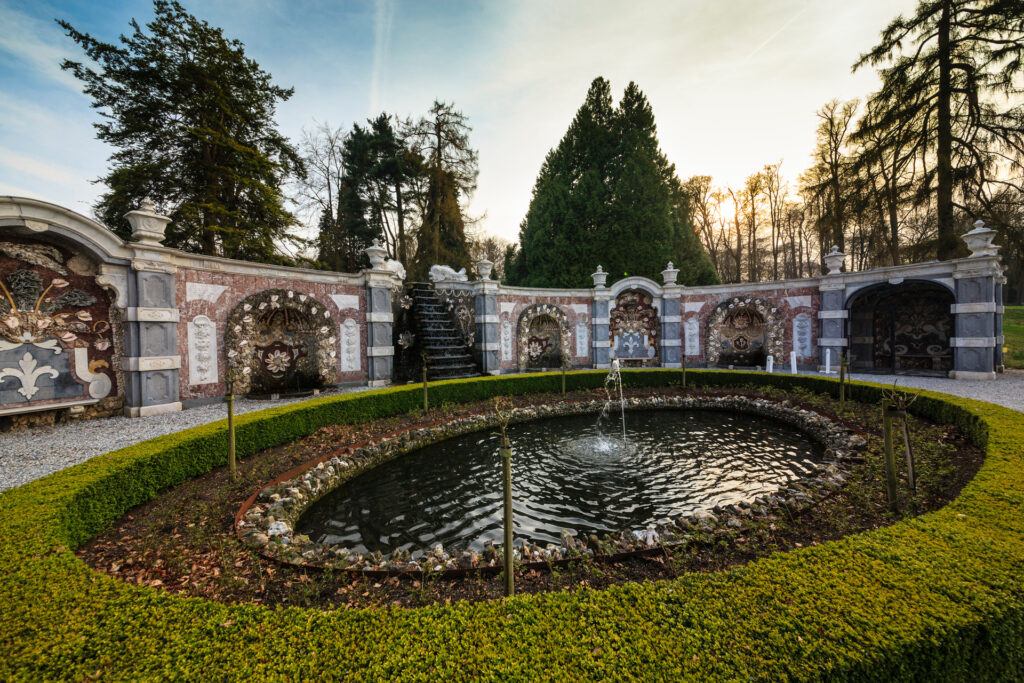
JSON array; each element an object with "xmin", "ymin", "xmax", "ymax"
[
  {"xmin": 742, "ymin": 1, "xmax": 810, "ymax": 63},
  {"xmin": 369, "ymin": 0, "xmax": 395, "ymax": 115}
]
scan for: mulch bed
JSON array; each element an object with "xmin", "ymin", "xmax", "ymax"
[{"xmin": 76, "ymin": 385, "xmax": 983, "ymax": 609}]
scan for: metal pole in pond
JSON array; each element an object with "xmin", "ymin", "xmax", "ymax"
[
  {"xmin": 882, "ymin": 401, "xmax": 900, "ymax": 513},
  {"xmin": 494, "ymin": 398, "xmax": 514, "ymax": 597},
  {"xmin": 226, "ymin": 391, "xmax": 237, "ymax": 481}
]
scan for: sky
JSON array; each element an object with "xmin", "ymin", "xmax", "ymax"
[{"xmin": 0, "ymin": 0, "xmax": 920, "ymax": 245}]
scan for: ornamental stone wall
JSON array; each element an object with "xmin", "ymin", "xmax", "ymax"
[{"xmin": 0, "ymin": 196, "xmax": 1008, "ymax": 426}]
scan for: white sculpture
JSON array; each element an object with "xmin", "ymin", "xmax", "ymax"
[
  {"xmin": 381, "ymin": 259, "xmax": 406, "ymax": 281},
  {"xmin": 429, "ymin": 264, "xmax": 468, "ymax": 282}
]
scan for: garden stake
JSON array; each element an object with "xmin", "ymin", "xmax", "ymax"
[
  {"xmin": 226, "ymin": 391, "xmax": 237, "ymax": 481},
  {"xmin": 839, "ymin": 353, "xmax": 848, "ymax": 407},
  {"xmin": 421, "ymin": 353, "xmax": 429, "ymax": 411},
  {"xmin": 495, "ymin": 398, "xmax": 514, "ymax": 597},
  {"xmin": 900, "ymin": 410, "xmax": 916, "ymax": 492},
  {"xmin": 882, "ymin": 400, "xmax": 900, "ymax": 513},
  {"xmin": 561, "ymin": 357, "xmax": 568, "ymax": 395},
  {"xmin": 681, "ymin": 354, "xmax": 687, "ymax": 389}
]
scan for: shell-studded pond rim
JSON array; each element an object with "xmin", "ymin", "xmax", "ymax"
[{"xmin": 77, "ymin": 384, "xmax": 983, "ymax": 609}]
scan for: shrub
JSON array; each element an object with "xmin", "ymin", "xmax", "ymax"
[{"xmin": 0, "ymin": 371, "xmax": 1022, "ymax": 680}]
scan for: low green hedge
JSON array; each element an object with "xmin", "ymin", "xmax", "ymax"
[{"xmin": 1, "ymin": 370, "xmax": 1022, "ymax": 680}]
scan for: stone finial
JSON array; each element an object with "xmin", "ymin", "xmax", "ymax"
[
  {"xmin": 364, "ymin": 239, "xmax": 387, "ymax": 268},
  {"xmin": 823, "ymin": 245, "xmax": 846, "ymax": 275},
  {"xmin": 125, "ymin": 198, "xmax": 171, "ymax": 246},
  {"xmin": 476, "ymin": 258, "xmax": 494, "ymax": 281},
  {"xmin": 662, "ymin": 261, "xmax": 679, "ymax": 285},
  {"xmin": 592, "ymin": 265, "xmax": 608, "ymax": 288},
  {"xmin": 962, "ymin": 219, "xmax": 1000, "ymax": 258}
]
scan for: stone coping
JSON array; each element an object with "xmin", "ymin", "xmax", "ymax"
[{"xmin": 236, "ymin": 394, "xmax": 866, "ymax": 575}]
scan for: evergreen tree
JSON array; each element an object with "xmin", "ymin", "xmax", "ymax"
[
  {"xmin": 855, "ymin": 0, "xmax": 1024, "ymax": 260},
  {"xmin": 58, "ymin": 0, "xmax": 303, "ymax": 262},
  {"xmin": 508, "ymin": 78, "xmax": 719, "ymax": 288},
  {"xmin": 407, "ymin": 102, "xmax": 478, "ymax": 280}
]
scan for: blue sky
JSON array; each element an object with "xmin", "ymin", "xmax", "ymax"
[{"xmin": 0, "ymin": 0, "xmax": 917, "ymax": 244}]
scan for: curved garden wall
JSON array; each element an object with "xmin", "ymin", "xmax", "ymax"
[{"xmin": 0, "ymin": 370, "xmax": 1022, "ymax": 680}]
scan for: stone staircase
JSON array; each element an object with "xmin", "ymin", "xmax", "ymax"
[{"xmin": 408, "ymin": 282, "xmax": 479, "ymax": 380}]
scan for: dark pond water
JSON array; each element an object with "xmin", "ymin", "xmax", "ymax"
[{"xmin": 296, "ymin": 410, "xmax": 824, "ymax": 557}]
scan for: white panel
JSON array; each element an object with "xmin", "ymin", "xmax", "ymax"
[
  {"xmin": 185, "ymin": 282, "xmax": 227, "ymax": 304},
  {"xmin": 784, "ymin": 295, "xmax": 812, "ymax": 309},
  {"xmin": 501, "ymin": 320, "xmax": 513, "ymax": 361},
  {"xmin": 570, "ymin": 303, "xmax": 589, "ymax": 315},
  {"xmin": 683, "ymin": 301, "xmax": 705, "ymax": 313},
  {"xmin": 575, "ymin": 322, "xmax": 588, "ymax": 357},
  {"xmin": 331, "ymin": 294, "xmax": 360, "ymax": 312},
  {"xmin": 684, "ymin": 318, "xmax": 699, "ymax": 356},
  {"xmin": 793, "ymin": 313, "xmax": 812, "ymax": 358},
  {"xmin": 499, "ymin": 302, "xmax": 516, "ymax": 315}
]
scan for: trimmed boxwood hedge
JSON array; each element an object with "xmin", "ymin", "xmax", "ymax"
[{"xmin": 1, "ymin": 370, "xmax": 1022, "ymax": 680}]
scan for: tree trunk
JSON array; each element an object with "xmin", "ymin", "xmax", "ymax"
[
  {"xmin": 936, "ymin": 0, "xmax": 957, "ymax": 260},
  {"xmin": 395, "ymin": 182, "xmax": 406, "ymax": 265}
]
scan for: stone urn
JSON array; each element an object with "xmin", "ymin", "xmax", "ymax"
[
  {"xmin": 962, "ymin": 220, "xmax": 999, "ymax": 258},
  {"xmin": 364, "ymin": 240, "xmax": 387, "ymax": 269},
  {"xmin": 476, "ymin": 258, "xmax": 494, "ymax": 281},
  {"xmin": 592, "ymin": 265, "xmax": 608, "ymax": 288},
  {"xmin": 823, "ymin": 246, "xmax": 846, "ymax": 275}
]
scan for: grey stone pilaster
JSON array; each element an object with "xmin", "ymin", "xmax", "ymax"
[
  {"xmin": 473, "ymin": 280, "xmax": 500, "ymax": 375},
  {"xmin": 122, "ymin": 261, "xmax": 182, "ymax": 417},
  {"xmin": 592, "ymin": 291, "xmax": 611, "ymax": 369},
  {"xmin": 950, "ymin": 269, "xmax": 998, "ymax": 379},
  {"xmin": 816, "ymin": 280, "xmax": 847, "ymax": 371},
  {"xmin": 660, "ymin": 285, "xmax": 682, "ymax": 368},
  {"xmin": 365, "ymin": 271, "xmax": 395, "ymax": 387}
]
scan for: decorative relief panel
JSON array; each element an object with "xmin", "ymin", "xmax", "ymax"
[
  {"xmin": 610, "ymin": 289, "xmax": 660, "ymax": 367},
  {"xmin": 684, "ymin": 317, "xmax": 699, "ymax": 357},
  {"xmin": 340, "ymin": 318, "xmax": 360, "ymax": 372},
  {"xmin": 575, "ymin": 322, "xmax": 589, "ymax": 358},
  {"xmin": 188, "ymin": 315, "xmax": 218, "ymax": 385},
  {"xmin": 793, "ymin": 313, "xmax": 813, "ymax": 358},
  {"xmin": 0, "ymin": 238, "xmax": 118, "ymax": 412},
  {"xmin": 500, "ymin": 320, "xmax": 513, "ymax": 362}
]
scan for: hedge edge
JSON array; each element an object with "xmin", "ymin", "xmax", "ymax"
[{"xmin": 0, "ymin": 370, "xmax": 1021, "ymax": 681}]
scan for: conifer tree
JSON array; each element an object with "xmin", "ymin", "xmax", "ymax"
[
  {"xmin": 508, "ymin": 78, "xmax": 719, "ymax": 287},
  {"xmin": 855, "ymin": 0, "xmax": 1024, "ymax": 260},
  {"xmin": 58, "ymin": 0, "xmax": 303, "ymax": 262}
]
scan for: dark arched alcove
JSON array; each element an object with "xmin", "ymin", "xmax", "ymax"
[{"xmin": 847, "ymin": 280, "xmax": 954, "ymax": 375}]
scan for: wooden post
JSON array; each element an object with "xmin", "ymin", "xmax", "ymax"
[
  {"xmin": 681, "ymin": 354, "xmax": 687, "ymax": 390},
  {"xmin": 839, "ymin": 353, "xmax": 848, "ymax": 407},
  {"xmin": 226, "ymin": 392, "xmax": 237, "ymax": 481},
  {"xmin": 882, "ymin": 402, "xmax": 900, "ymax": 513},
  {"xmin": 422, "ymin": 362, "xmax": 429, "ymax": 411},
  {"xmin": 561, "ymin": 364, "xmax": 566, "ymax": 395},
  {"xmin": 900, "ymin": 411, "xmax": 916, "ymax": 492},
  {"xmin": 501, "ymin": 436, "xmax": 514, "ymax": 597}
]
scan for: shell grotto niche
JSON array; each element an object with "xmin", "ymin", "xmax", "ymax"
[
  {"xmin": 706, "ymin": 297, "xmax": 784, "ymax": 367},
  {"xmin": 224, "ymin": 289, "xmax": 338, "ymax": 395},
  {"xmin": 0, "ymin": 239, "xmax": 118, "ymax": 414},
  {"xmin": 517, "ymin": 304, "xmax": 571, "ymax": 370}
]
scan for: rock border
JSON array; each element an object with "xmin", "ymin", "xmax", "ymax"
[{"xmin": 235, "ymin": 394, "xmax": 866, "ymax": 575}]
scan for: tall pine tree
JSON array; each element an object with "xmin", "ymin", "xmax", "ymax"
[
  {"xmin": 59, "ymin": 0, "xmax": 303, "ymax": 262},
  {"xmin": 508, "ymin": 78, "xmax": 718, "ymax": 287}
]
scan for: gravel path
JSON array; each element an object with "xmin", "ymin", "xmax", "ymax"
[
  {"xmin": 3, "ymin": 371, "xmax": 1021, "ymax": 493},
  {"xmin": 0, "ymin": 386, "xmax": 372, "ymax": 494}
]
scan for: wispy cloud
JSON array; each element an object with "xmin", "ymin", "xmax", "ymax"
[
  {"xmin": 369, "ymin": 0, "xmax": 395, "ymax": 115},
  {"xmin": 0, "ymin": 146, "xmax": 85, "ymax": 188},
  {"xmin": 0, "ymin": 0, "xmax": 84, "ymax": 93}
]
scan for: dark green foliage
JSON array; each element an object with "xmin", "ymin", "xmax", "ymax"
[
  {"xmin": 854, "ymin": 0, "xmax": 1024, "ymax": 261},
  {"xmin": 407, "ymin": 102, "xmax": 478, "ymax": 281},
  {"xmin": 507, "ymin": 78, "xmax": 719, "ymax": 288},
  {"xmin": 58, "ymin": 0, "xmax": 303, "ymax": 262},
  {"xmin": 1, "ymin": 371, "xmax": 1023, "ymax": 679}
]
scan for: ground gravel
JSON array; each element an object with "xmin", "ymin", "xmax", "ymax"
[
  {"xmin": 2, "ymin": 370, "xmax": 1021, "ymax": 493},
  {"xmin": 0, "ymin": 386, "xmax": 372, "ymax": 493}
]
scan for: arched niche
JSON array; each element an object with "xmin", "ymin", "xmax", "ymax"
[
  {"xmin": 610, "ymin": 288, "xmax": 660, "ymax": 367},
  {"xmin": 705, "ymin": 297, "xmax": 784, "ymax": 367},
  {"xmin": 224, "ymin": 289, "xmax": 338, "ymax": 394},
  {"xmin": 846, "ymin": 280, "xmax": 954, "ymax": 375},
  {"xmin": 517, "ymin": 304, "xmax": 571, "ymax": 370}
]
